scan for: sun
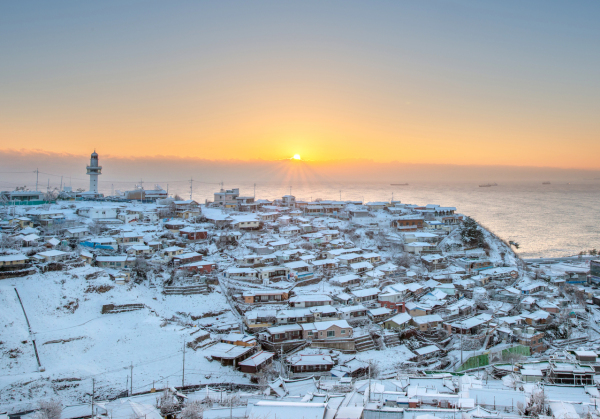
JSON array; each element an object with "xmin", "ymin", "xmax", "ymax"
[{"xmin": 292, "ymin": 154, "xmax": 301, "ymax": 160}]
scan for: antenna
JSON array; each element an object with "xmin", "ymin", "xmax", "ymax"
[{"xmin": 189, "ymin": 177, "xmax": 193, "ymax": 200}]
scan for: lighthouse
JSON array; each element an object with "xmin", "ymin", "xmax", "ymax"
[{"xmin": 86, "ymin": 150, "xmax": 102, "ymax": 196}]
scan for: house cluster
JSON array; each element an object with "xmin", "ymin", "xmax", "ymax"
[
  {"xmin": 3, "ymin": 185, "xmax": 600, "ymax": 419},
  {"xmin": 40, "ymin": 350, "xmax": 600, "ymax": 419}
]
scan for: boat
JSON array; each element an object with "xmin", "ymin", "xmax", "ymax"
[
  {"xmin": 542, "ymin": 181, "xmax": 551, "ymax": 185},
  {"xmin": 390, "ymin": 183, "xmax": 409, "ymax": 186},
  {"xmin": 479, "ymin": 183, "xmax": 498, "ymax": 187}
]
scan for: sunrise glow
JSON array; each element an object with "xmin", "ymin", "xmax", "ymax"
[{"xmin": 293, "ymin": 154, "xmax": 301, "ymax": 160}]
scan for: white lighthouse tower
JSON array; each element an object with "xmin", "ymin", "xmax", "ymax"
[{"xmin": 85, "ymin": 150, "xmax": 102, "ymax": 197}]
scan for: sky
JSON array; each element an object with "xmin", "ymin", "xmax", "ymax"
[{"xmin": 1, "ymin": 1, "xmax": 600, "ymax": 171}]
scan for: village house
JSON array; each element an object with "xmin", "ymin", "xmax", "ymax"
[
  {"xmin": 405, "ymin": 302, "xmax": 433, "ymax": 317},
  {"xmin": 35, "ymin": 250, "xmax": 69, "ymax": 263},
  {"xmin": 522, "ymin": 310, "xmax": 552, "ymax": 325},
  {"xmin": 243, "ymin": 290, "xmax": 289, "ymax": 304},
  {"xmin": 0, "ymin": 254, "xmax": 28, "ymax": 268},
  {"xmin": 350, "ymin": 261, "xmax": 374, "ymax": 274},
  {"xmin": 383, "ymin": 312, "xmax": 412, "ymax": 330},
  {"xmin": 164, "ymin": 220, "xmax": 186, "ymax": 232},
  {"xmin": 288, "ymin": 294, "xmax": 333, "ymax": 308},
  {"xmin": 368, "ymin": 307, "xmax": 392, "ymax": 322},
  {"xmin": 208, "ymin": 342, "xmax": 255, "ymax": 368},
  {"xmin": 303, "ymin": 319, "xmax": 353, "ymax": 340},
  {"xmin": 256, "ymin": 266, "xmax": 290, "ymax": 284},
  {"xmin": 84, "ymin": 237, "xmax": 118, "ymax": 250},
  {"xmin": 11, "ymin": 217, "xmax": 33, "ymax": 229},
  {"xmin": 288, "ymin": 354, "xmax": 335, "ymax": 376},
  {"xmin": 283, "ymin": 260, "xmax": 313, "ymax": 281},
  {"xmin": 173, "ymin": 200, "xmax": 201, "ymax": 219},
  {"xmin": 404, "ymin": 232, "xmax": 439, "ymax": 244},
  {"xmin": 64, "ymin": 227, "xmax": 90, "ymax": 239},
  {"xmin": 261, "ymin": 324, "xmax": 303, "ymax": 343},
  {"xmin": 456, "ymin": 257, "xmax": 493, "ymax": 273},
  {"xmin": 337, "ymin": 304, "xmax": 368, "ymax": 322},
  {"xmin": 244, "ymin": 309, "xmax": 278, "ymax": 328},
  {"xmin": 225, "ymin": 267, "xmax": 259, "ymax": 282},
  {"xmin": 162, "ymin": 245, "xmax": 185, "ymax": 260},
  {"xmin": 96, "ymin": 255, "xmax": 131, "ymax": 268},
  {"xmin": 179, "ymin": 227, "xmax": 208, "ymax": 241},
  {"xmin": 27, "ymin": 210, "xmax": 66, "ymax": 226},
  {"xmin": 127, "ymin": 244, "xmax": 152, "ymax": 257},
  {"xmin": 172, "ymin": 251, "xmax": 202, "ymax": 265},
  {"xmin": 238, "ymin": 351, "xmax": 275, "ymax": 374},
  {"xmin": 213, "ymin": 188, "xmax": 239, "ymax": 207},
  {"xmin": 445, "ymin": 314, "xmax": 493, "ymax": 335},
  {"xmin": 411, "ymin": 314, "xmax": 443, "ymax": 331},
  {"xmin": 421, "ymin": 254, "xmax": 447, "ymax": 270},
  {"xmin": 404, "ymin": 241, "xmax": 438, "ymax": 255},
  {"xmin": 393, "ymin": 215, "xmax": 424, "ymax": 231},
  {"xmin": 515, "ymin": 327, "xmax": 547, "ymax": 353},
  {"xmin": 230, "ymin": 215, "xmax": 261, "ymax": 230},
  {"xmin": 350, "ymin": 287, "xmax": 380, "ymax": 303},
  {"xmin": 331, "ymin": 273, "xmax": 361, "ymax": 288},
  {"xmin": 178, "ymin": 260, "xmax": 217, "ymax": 274},
  {"xmin": 221, "ymin": 333, "xmax": 257, "ymax": 347}
]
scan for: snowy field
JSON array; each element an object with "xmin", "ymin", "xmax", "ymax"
[{"xmin": 0, "ymin": 266, "xmax": 247, "ymax": 413}]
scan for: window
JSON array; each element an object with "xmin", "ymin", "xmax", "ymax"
[
  {"xmin": 327, "ymin": 331, "xmax": 335, "ymax": 337},
  {"xmin": 341, "ymin": 329, "xmax": 346, "ymax": 334}
]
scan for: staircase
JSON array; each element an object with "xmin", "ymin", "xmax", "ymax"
[
  {"xmin": 163, "ymin": 284, "xmax": 210, "ymax": 295},
  {"xmin": 354, "ymin": 334, "xmax": 376, "ymax": 352},
  {"xmin": 383, "ymin": 331, "xmax": 401, "ymax": 348}
]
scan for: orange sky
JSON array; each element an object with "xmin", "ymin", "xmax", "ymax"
[{"xmin": 1, "ymin": 2, "xmax": 600, "ymax": 169}]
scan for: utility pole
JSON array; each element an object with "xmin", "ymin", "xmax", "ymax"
[
  {"xmin": 190, "ymin": 177, "xmax": 193, "ymax": 200},
  {"xmin": 91, "ymin": 378, "xmax": 95, "ymax": 418},
  {"xmin": 60, "ymin": 176, "xmax": 63, "ymax": 192},
  {"xmin": 182, "ymin": 341, "xmax": 186, "ymax": 388},
  {"xmin": 368, "ymin": 360, "xmax": 372, "ymax": 401},
  {"xmin": 35, "ymin": 168, "xmax": 39, "ymax": 192},
  {"xmin": 460, "ymin": 322, "xmax": 464, "ymax": 364},
  {"xmin": 130, "ymin": 362, "xmax": 133, "ymax": 396}
]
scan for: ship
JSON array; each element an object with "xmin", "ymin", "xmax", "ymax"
[
  {"xmin": 390, "ymin": 183, "xmax": 409, "ymax": 186},
  {"xmin": 479, "ymin": 182, "xmax": 498, "ymax": 187},
  {"xmin": 542, "ymin": 181, "xmax": 551, "ymax": 185}
]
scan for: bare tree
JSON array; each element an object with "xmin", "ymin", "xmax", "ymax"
[
  {"xmin": 525, "ymin": 389, "xmax": 549, "ymax": 417},
  {"xmin": 158, "ymin": 389, "xmax": 178, "ymax": 415},
  {"xmin": 35, "ymin": 399, "xmax": 62, "ymax": 419},
  {"xmin": 179, "ymin": 400, "xmax": 205, "ymax": 419},
  {"xmin": 395, "ymin": 253, "xmax": 412, "ymax": 268}
]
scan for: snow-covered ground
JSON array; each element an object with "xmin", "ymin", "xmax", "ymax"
[{"xmin": 0, "ymin": 266, "xmax": 247, "ymax": 413}]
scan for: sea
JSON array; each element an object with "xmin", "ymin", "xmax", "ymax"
[{"xmin": 162, "ymin": 180, "xmax": 600, "ymax": 259}]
